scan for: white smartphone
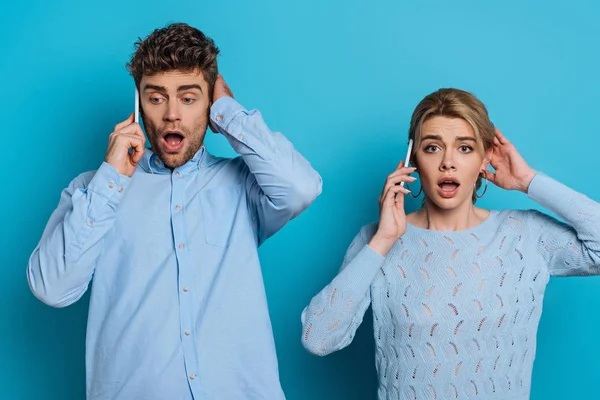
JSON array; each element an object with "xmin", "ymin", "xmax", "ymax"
[
  {"xmin": 134, "ymin": 87, "xmax": 140, "ymax": 124},
  {"xmin": 395, "ymin": 138, "xmax": 414, "ymax": 202},
  {"xmin": 400, "ymin": 138, "xmax": 414, "ymax": 188}
]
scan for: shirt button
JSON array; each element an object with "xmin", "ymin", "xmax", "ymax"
[
  {"xmin": 87, "ymin": 221, "xmax": 94, "ymax": 227},
  {"xmin": 178, "ymin": 243, "xmax": 185, "ymax": 249},
  {"xmin": 183, "ymin": 286, "xmax": 189, "ymax": 292},
  {"xmin": 154, "ymin": 158, "xmax": 160, "ymax": 165},
  {"xmin": 216, "ymin": 114, "xmax": 223, "ymax": 121},
  {"xmin": 118, "ymin": 186, "xmax": 123, "ymax": 193},
  {"xmin": 238, "ymin": 133, "xmax": 244, "ymax": 140},
  {"xmin": 108, "ymin": 182, "xmax": 115, "ymax": 189},
  {"xmin": 185, "ymin": 330, "xmax": 191, "ymax": 336},
  {"xmin": 175, "ymin": 205, "xmax": 181, "ymax": 211},
  {"xmin": 189, "ymin": 373, "xmax": 195, "ymax": 380},
  {"xmin": 175, "ymin": 171, "xmax": 181, "ymax": 177}
]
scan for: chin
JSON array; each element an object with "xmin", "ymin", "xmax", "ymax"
[
  {"xmin": 426, "ymin": 192, "xmax": 472, "ymax": 211},
  {"xmin": 159, "ymin": 152, "xmax": 185, "ymax": 168}
]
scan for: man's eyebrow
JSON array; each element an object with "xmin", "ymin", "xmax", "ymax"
[
  {"xmin": 143, "ymin": 84, "xmax": 167, "ymax": 93},
  {"xmin": 177, "ymin": 84, "xmax": 203, "ymax": 93}
]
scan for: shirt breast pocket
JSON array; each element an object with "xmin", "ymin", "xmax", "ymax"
[{"xmin": 199, "ymin": 184, "xmax": 244, "ymax": 247}]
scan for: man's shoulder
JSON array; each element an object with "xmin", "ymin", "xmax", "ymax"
[
  {"xmin": 208, "ymin": 154, "xmax": 248, "ymax": 174},
  {"xmin": 65, "ymin": 169, "xmax": 98, "ymax": 190}
]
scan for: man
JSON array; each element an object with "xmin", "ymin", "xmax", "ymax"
[{"xmin": 27, "ymin": 23, "xmax": 322, "ymax": 399}]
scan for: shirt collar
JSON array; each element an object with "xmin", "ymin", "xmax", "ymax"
[{"xmin": 139, "ymin": 146, "xmax": 216, "ymax": 175}]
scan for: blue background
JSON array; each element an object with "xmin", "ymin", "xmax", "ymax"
[{"xmin": 2, "ymin": 0, "xmax": 599, "ymax": 398}]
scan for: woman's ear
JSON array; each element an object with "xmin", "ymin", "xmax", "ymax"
[{"xmin": 482, "ymin": 147, "xmax": 493, "ymax": 170}]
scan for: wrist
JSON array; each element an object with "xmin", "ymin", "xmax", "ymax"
[
  {"xmin": 368, "ymin": 233, "xmax": 398, "ymax": 256},
  {"xmin": 519, "ymin": 169, "xmax": 537, "ymax": 193}
]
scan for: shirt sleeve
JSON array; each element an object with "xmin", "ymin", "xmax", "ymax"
[
  {"xmin": 27, "ymin": 162, "xmax": 131, "ymax": 307},
  {"xmin": 210, "ymin": 96, "xmax": 322, "ymax": 245}
]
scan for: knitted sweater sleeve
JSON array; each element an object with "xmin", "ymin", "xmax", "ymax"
[
  {"xmin": 301, "ymin": 223, "xmax": 385, "ymax": 356},
  {"xmin": 526, "ymin": 173, "xmax": 600, "ymax": 276}
]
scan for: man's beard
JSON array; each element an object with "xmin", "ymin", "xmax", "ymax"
[{"xmin": 143, "ymin": 118, "xmax": 207, "ymax": 169}]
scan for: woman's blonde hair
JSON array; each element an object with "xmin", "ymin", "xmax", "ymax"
[{"xmin": 408, "ymin": 88, "xmax": 495, "ymax": 203}]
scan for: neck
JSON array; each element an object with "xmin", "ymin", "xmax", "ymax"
[{"xmin": 415, "ymin": 197, "xmax": 489, "ymax": 231}]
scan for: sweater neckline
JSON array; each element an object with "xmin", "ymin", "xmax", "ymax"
[{"xmin": 406, "ymin": 210, "xmax": 499, "ymax": 237}]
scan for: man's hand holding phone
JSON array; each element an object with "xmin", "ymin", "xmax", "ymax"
[{"xmin": 105, "ymin": 110, "xmax": 146, "ymax": 177}]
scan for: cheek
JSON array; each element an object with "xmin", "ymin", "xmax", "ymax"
[
  {"xmin": 187, "ymin": 104, "xmax": 209, "ymax": 124},
  {"xmin": 417, "ymin": 170, "xmax": 435, "ymax": 187},
  {"xmin": 457, "ymin": 154, "xmax": 484, "ymax": 169},
  {"xmin": 141, "ymin": 109, "xmax": 162, "ymax": 128}
]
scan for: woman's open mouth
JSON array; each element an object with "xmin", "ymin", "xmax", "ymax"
[{"xmin": 437, "ymin": 177, "xmax": 460, "ymax": 198}]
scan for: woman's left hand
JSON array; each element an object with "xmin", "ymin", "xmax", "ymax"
[{"xmin": 482, "ymin": 128, "xmax": 536, "ymax": 193}]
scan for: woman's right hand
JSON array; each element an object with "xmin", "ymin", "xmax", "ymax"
[{"xmin": 369, "ymin": 161, "xmax": 417, "ymax": 256}]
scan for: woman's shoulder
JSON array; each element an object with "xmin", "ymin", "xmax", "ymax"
[
  {"xmin": 357, "ymin": 222, "xmax": 379, "ymax": 240},
  {"xmin": 492, "ymin": 208, "xmax": 551, "ymax": 231}
]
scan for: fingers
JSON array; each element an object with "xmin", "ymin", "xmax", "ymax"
[
  {"xmin": 213, "ymin": 74, "xmax": 234, "ymax": 100},
  {"xmin": 481, "ymin": 169, "xmax": 496, "ymax": 183},
  {"xmin": 223, "ymin": 81, "xmax": 233, "ymax": 98},
  {"xmin": 495, "ymin": 128, "xmax": 509, "ymax": 144},
  {"xmin": 130, "ymin": 141, "xmax": 146, "ymax": 164},
  {"xmin": 384, "ymin": 168, "xmax": 417, "ymax": 190},
  {"xmin": 116, "ymin": 122, "xmax": 145, "ymax": 138},
  {"xmin": 218, "ymin": 75, "xmax": 233, "ymax": 96},
  {"xmin": 387, "ymin": 167, "xmax": 417, "ymax": 180},
  {"xmin": 108, "ymin": 132, "xmax": 146, "ymax": 154},
  {"xmin": 379, "ymin": 166, "xmax": 417, "ymax": 201},
  {"xmin": 114, "ymin": 113, "xmax": 135, "ymax": 132},
  {"xmin": 381, "ymin": 184, "xmax": 410, "ymax": 207}
]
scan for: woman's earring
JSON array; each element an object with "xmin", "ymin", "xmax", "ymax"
[
  {"xmin": 406, "ymin": 181, "xmax": 423, "ymax": 198},
  {"xmin": 475, "ymin": 176, "xmax": 488, "ymax": 199}
]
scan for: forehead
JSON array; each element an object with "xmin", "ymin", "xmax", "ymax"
[
  {"xmin": 421, "ymin": 116, "xmax": 475, "ymax": 139},
  {"xmin": 140, "ymin": 70, "xmax": 208, "ymax": 90}
]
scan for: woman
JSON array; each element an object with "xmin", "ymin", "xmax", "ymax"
[{"xmin": 301, "ymin": 88, "xmax": 600, "ymax": 400}]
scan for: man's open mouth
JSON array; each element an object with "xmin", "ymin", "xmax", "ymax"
[{"xmin": 162, "ymin": 131, "xmax": 185, "ymax": 152}]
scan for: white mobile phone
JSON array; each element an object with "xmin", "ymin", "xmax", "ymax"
[
  {"xmin": 134, "ymin": 87, "xmax": 140, "ymax": 124},
  {"xmin": 400, "ymin": 138, "xmax": 414, "ymax": 188},
  {"xmin": 395, "ymin": 138, "xmax": 414, "ymax": 202}
]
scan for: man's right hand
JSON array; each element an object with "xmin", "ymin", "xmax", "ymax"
[
  {"xmin": 369, "ymin": 161, "xmax": 416, "ymax": 256},
  {"xmin": 104, "ymin": 113, "xmax": 146, "ymax": 177}
]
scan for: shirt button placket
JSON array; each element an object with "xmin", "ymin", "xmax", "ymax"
[{"xmin": 171, "ymin": 169, "xmax": 198, "ymax": 390}]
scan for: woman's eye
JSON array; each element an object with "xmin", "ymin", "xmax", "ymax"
[
  {"xmin": 425, "ymin": 145, "xmax": 440, "ymax": 153},
  {"xmin": 459, "ymin": 145, "xmax": 473, "ymax": 153}
]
